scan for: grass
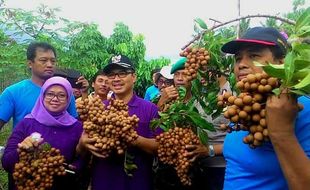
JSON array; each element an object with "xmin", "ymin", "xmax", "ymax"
[{"xmin": 0, "ymin": 123, "xmax": 12, "ymax": 190}]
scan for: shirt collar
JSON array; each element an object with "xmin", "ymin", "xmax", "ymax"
[{"xmin": 127, "ymin": 93, "xmax": 139, "ymax": 107}]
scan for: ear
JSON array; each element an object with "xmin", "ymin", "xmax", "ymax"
[
  {"xmin": 132, "ymin": 73, "xmax": 137, "ymax": 83},
  {"xmin": 27, "ymin": 60, "xmax": 33, "ymax": 69},
  {"xmin": 92, "ymin": 82, "xmax": 95, "ymax": 88}
]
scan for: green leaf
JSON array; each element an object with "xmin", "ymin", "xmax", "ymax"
[
  {"xmin": 295, "ymin": 7, "xmax": 310, "ymax": 31},
  {"xmin": 292, "ymin": 68, "xmax": 310, "ymax": 82},
  {"xmin": 284, "ymin": 52, "xmax": 295, "ymax": 85},
  {"xmin": 292, "ymin": 72, "xmax": 310, "ymax": 90},
  {"xmin": 178, "ymin": 86, "xmax": 187, "ymax": 100},
  {"xmin": 294, "ymin": 59, "xmax": 310, "ymax": 70},
  {"xmin": 272, "ymin": 88, "xmax": 281, "ymax": 96},
  {"xmin": 197, "ymin": 128, "xmax": 209, "ymax": 145},
  {"xmin": 150, "ymin": 118, "xmax": 161, "ymax": 130},
  {"xmin": 185, "ymin": 111, "xmax": 215, "ymax": 131},
  {"xmin": 195, "ymin": 18, "xmax": 208, "ymax": 29},
  {"xmin": 290, "ymin": 89, "xmax": 308, "ymax": 95},
  {"xmin": 255, "ymin": 62, "xmax": 286, "ymax": 80},
  {"xmin": 297, "ymin": 25, "xmax": 310, "ymax": 37}
]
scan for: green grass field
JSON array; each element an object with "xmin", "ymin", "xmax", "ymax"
[{"xmin": 0, "ymin": 123, "xmax": 12, "ymax": 190}]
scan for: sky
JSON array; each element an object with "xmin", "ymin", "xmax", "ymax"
[{"xmin": 4, "ymin": 0, "xmax": 310, "ymax": 62}]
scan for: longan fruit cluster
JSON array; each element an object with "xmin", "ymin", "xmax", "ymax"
[
  {"xmin": 217, "ymin": 73, "xmax": 279, "ymax": 148},
  {"xmin": 13, "ymin": 146, "xmax": 65, "ymax": 190},
  {"xmin": 156, "ymin": 127, "xmax": 200, "ymax": 186},
  {"xmin": 76, "ymin": 97, "xmax": 105, "ymax": 122},
  {"xmin": 77, "ymin": 97, "xmax": 139, "ymax": 157},
  {"xmin": 179, "ymin": 47, "xmax": 210, "ymax": 81}
]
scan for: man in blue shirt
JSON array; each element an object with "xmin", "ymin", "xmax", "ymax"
[
  {"xmin": 0, "ymin": 42, "xmax": 78, "ymax": 129},
  {"xmin": 219, "ymin": 27, "xmax": 310, "ymax": 189},
  {"xmin": 144, "ymin": 68, "xmax": 160, "ymax": 101}
]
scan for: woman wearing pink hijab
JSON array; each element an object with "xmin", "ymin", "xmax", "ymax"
[{"xmin": 2, "ymin": 76, "xmax": 83, "ymax": 190}]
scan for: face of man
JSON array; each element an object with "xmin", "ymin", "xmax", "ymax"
[
  {"xmin": 28, "ymin": 48, "xmax": 56, "ymax": 80},
  {"xmin": 72, "ymin": 88, "xmax": 82, "ymax": 99},
  {"xmin": 173, "ymin": 69, "xmax": 191, "ymax": 89},
  {"xmin": 92, "ymin": 75, "xmax": 110, "ymax": 96},
  {"xmin": 107, "ymin": 69, "xmax": 136, "ymax": 96},
  {"xmin": 157, "ymin": 76, "xmax": 174, "ymax": 90},
  {"xmin": 234, "ymin": 46, "xmax": 282, "ymax": 81}
]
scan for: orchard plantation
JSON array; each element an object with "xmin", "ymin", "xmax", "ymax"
[{"xmin": 0, "ymin": 0, "xmax": 310, "ymax": 189}]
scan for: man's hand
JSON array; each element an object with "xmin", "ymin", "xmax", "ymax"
[
  {"xmin": 161, "ymin": 86, "xmax": 179, "ymax": 101},
  {"xmin": 76, "ymin": 76, "xmax": 89, "ymax": 94},
  {"xmin": 77, "ymin": 132, "xmax": 108, "ymax": 158},
  {"xmin": 266, "ymin": 93, "xmax": 299, "ymax": 140},
  {"xmin": 157, "ymin": 86, "xmax": 179, "ymax": 108},
  {"xmin": 185, "ymin": 144, "xmax": 209, "ymax": 162}
]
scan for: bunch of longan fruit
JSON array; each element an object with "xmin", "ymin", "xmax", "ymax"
[
  {"xmin": 156, "ymin": 127, "xmax": 200, "ymax": 186},
  {"xmin": 77, "ymin": 97, "xmax": 139, "ymax": 157},
  {"xmin": 179, "ymin": 47, "xmax": 210, "ymax": 81},
  {"xmin": 217, "ymin": 73, "xmax": 279, "ymax": 148},
  {"xmin": 13, "ymin": 146, "xmax": 66, "ymax": 190}
]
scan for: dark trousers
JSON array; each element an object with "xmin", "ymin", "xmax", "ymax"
[{"xmin": 154, "ymin": 158, "xmax": 225, "ymax": 190}]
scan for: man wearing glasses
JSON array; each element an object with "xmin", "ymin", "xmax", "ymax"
[{"xmin": 77, "ymin": 55, "xmax": 161, "ymax": 190}]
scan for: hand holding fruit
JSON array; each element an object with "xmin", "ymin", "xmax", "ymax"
[
  {"xmin": 266, "ymin": 92, "xmax": 299, "ymax": 139},
  {"xmin": 77, "ymin": 131, "xmax": 106, "ymax": 158},
  {"xmin": 185, "ymin": 144, "xmax": 209, "ymax": 162},
  {"xmin": 160, "ymin": 86, "xmax": 179, "ymax": 102},
  {"xmin": 18, "ymin": 135, "xmax": 43, "ymax": 150}
]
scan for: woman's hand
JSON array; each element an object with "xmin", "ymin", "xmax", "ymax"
[{"xmin": 18, "ymin": 135, "xmax": 43, "ymax": 150}]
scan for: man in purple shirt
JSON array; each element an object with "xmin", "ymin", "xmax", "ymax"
[{"xmin": 77, "ymin": 55, "xmax": 160, "ymax": 190}]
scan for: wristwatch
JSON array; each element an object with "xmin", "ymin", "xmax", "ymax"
[{"xmin": 208, "ymin": 144, "xmax": 215, "ymax": 157}]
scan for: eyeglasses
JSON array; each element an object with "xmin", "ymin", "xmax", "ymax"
[
  {"xmin": 157, "ymin": 79, "xmax": 173, "ymax": 86},
  {"xmin": 44, "ymin": 92, "xmax": 67, "ymax": 101},
  {"xmin": 107, "ymin": 71, "xmax": 133, "ymax": 79}
]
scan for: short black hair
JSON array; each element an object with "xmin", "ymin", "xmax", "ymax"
[
  {"xmin": 151, "ymin": 68, "xmax": 160, "ymax": 77},
  {"xmin": 92, "ymin": 69, "xmax": 106, "ymax": 83},
  {"xmin": 27, "ymin": 42, "xmax": 57, "ymax": 61}
]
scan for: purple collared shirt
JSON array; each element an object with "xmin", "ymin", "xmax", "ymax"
[{"xmin": 91, "ymin": 94, "xmax": 160, "ymax": 190}]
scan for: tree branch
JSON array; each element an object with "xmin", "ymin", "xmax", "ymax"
[{"xmin": 181, "ymin": 14, "xmax": 296, "ymax": 50}]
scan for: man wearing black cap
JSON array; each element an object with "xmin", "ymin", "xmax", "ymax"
[
  {"xmin": 76, "ymin": 55, "xmax": 161, "ymax": 190},
  {"xmin": 221, "ymin": 27, "xmax": 310, "ymax": 189}
]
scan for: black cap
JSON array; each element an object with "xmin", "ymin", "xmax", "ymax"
[
  {"xmin": 103, "ymin": 55, "xmax": 135, "ymax": 74},
  {"xmin": 221, "ymin": 27, "xmax": 288, "ymax": 55}
]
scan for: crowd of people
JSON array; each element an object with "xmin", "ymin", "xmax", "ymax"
[{"xmin": 0, "ymin": 26, "xmax": 309, "ymax": 190}]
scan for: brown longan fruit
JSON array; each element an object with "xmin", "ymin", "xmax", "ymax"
[
  {"xmin": 252, "ymin": 103, "xmax": 262, "ymax": 112},
  {"xmin": 236, "ymin": 81, "xmax": 244, "ymax": 89},
  {"xmin": 239, "ymin": 111, "xmax": 248, "ymax": 119},
  {"xmin": 254, "ymin": 132, "xmax": 263, "ymax": 141},
  {"xmin": 234, "ymin": 98, "xmax": 244, "ymax": 107},
  {"xmin": 246, "ymin": 74, "xmax": 256, "ymax": 83},
  {"xmin": 243, "ymin": 95, "xmax": 253, "ymax": 105}
]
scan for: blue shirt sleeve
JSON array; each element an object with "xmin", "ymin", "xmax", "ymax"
[
  {"xmin": 295, "ymin": 96, "xmax": 310, "ymax": 157},
  {"xmin": 0, "ymin": 88, "xmax": 14, "ymax": 122},
  {"xmin": 144, "ymin": 88, "xmax": 151, "ymax": 101},
  {"xmin": 67, "ymin": 95, "xmax": 78, "ymax": 118}
]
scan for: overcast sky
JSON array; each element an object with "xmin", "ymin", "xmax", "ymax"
[{"xmin": 4, "ymin": 0, "xmax": 310, "ymax": 61}]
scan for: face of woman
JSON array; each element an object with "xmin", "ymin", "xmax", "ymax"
[{"xmin": 43, "ymin": 85, "xmax": 68, "ymax": 113}]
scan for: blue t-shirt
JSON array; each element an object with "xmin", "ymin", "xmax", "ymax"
[
  {"xmin": 223, "ymin": 96, "xmax": 310, "ymax": 190},
  {"xmin": 144, "ymin": 85, "xmax": 159, "ymax": 101},
  {"xmin": 0, "ymin": 79, "xmax": 78, "ymax": 128}
]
